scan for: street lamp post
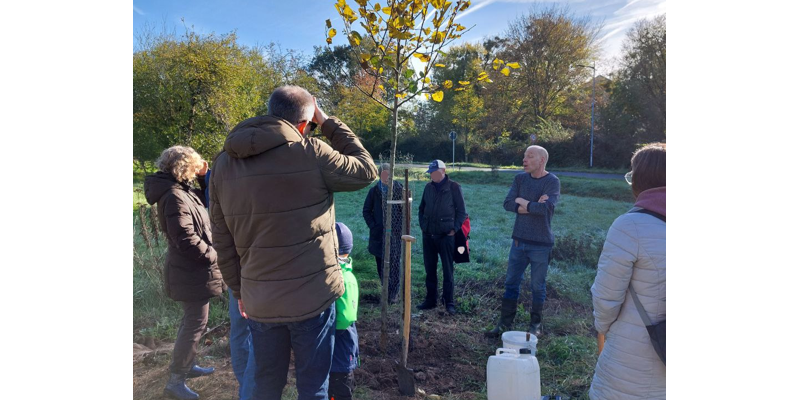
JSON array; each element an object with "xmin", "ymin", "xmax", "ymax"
[
  {"xmin": 577, "ymin": 62, "xmax": 596, "ymax": 168},
  {"xmin": 449, "ymin": 131, "xmax": 457, "ymax": 166}
]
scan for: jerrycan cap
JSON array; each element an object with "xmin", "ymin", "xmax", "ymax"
[{"xmin": 519, "ymin": 348, "xmax": 531, "ymax": 354}]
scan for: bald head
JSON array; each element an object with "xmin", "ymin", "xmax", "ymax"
[
  {"xmin": 523, "ymin": 145, "xmax": 549, "ymax": 177},
  {"xmin": 268, "ymin": 85, "xmax": 315, "ymax": 125}
]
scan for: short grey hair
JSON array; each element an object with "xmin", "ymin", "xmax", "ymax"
[
  {"xmin": 267, "ymin": 85, "xmax": 314, "ymax": 125},
  {"xmin": 379, "ymin": 163, "xmax": 390, "ymax": 173}
]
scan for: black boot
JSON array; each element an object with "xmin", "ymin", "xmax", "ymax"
[
  {"xmin": 163, "ymin": 372, "xmax": 200, "ymax": 400},
  {"xmin": 529, "ymin": 302, "xmax": 544, "ymax": 337},
  {"xmin": 485, "ymin": 298, "xmax": 518, "ymax": 338},
  {"xmin": 186, "ymin": 364, "xmax": 215, "ymax": 379}
]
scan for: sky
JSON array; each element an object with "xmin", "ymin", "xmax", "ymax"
[{"xmin": 133, "ymin": 0, "xmax": 665, "ymax": 76}]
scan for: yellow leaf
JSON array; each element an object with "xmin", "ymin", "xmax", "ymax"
[
  {"xmin": 337, "ymin": 0, "xmax": 346, "ymax": 8},
  {"xmin": 424, "ymin": 77, "xmax": 431, "ymax": 83},
  {"xmin": 477, "ymin": 71, "xmax": 488, "ymax": 80},
  {"xmin": 413, "ymin": 53, "xmax": 431, "ymax": 63},
  {"xmin": 455, "ymin": 87, "xmax": 465, "ymax": 91},
  {"xmin": 501, "ymin": 67, "xmax": 510, "ymax": 76},
  {"xmin": 326, "ymin": 19, "xmax": 332, "ymax": 29},
  {"xmin": 382, "ymin": 6, "xmax": 392, "ymax": 15},
  {"xmin": 455, "ymin": 24, "xmax": 466, "ymax": 32},
  {"xmin": 506, "ymin": 62, "xmax": 520, "ymax": 69},
  {"xmin": 355, "ymin": 0, "xmax": 367, "ymax": 6},
  {"xmin": 378, "ymin": 85, "xmax": 384, "ymax": 90},
  {"xmin": 342, "ymin": 5, "xmax": 358, "ymax": 23},
  {"xmin": 435, "ymin": 63, "xmax": 446, "ymax": 68},
  {"xmin": 443, "ymin": 80, "xmax": 453, "ymax": 89},
  {"xmin": 432, "ymin": 91, "xmax": 444, "ymax": 102},
  {"xmin": 374, "ymin": 3, "xmax": 381, "ymax": 11},
  {"xmin": 326, "ymin": 37, "xmax": 332, "ymax": 45},
  {"xmin": 348, "ymin": 32, "xmax": 362, "ymax": 46},
  {"xmin": 395, "ymin": 92, "xmax": 407, "ymax": 99},
  {"xmin": 379, "ymin": 67, "xmax": 383, "ymax": 74},
  {"xmin": 360, "ymin": 54, "xmax": 371, "ymax": 63},
  {"xmin": 485, "ymin": 78, "xmax": 493, "ymax": 83},
  {"xmin": 424, "ymin": 93, "xmax": 431, "ymax": 100},
  {"xmin": 492, "ymin": 58, "xmax": 504, "ymax": 70},
  {"xmin": 458, "ymin": 80, "xmax": 470, "ymax": 85},
  {"xmin": 328, "ymin": 28, "xmax": 337, "ymax": 39}
]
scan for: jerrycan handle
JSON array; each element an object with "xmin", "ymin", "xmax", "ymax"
[{"xmin": 496, "ymin": 348, "xmax": 519, "ymax": 356}]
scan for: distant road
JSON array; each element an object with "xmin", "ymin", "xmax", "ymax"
[{"xmin": 392, "ymin": 164, "xmax": 624, "ymax": 180}]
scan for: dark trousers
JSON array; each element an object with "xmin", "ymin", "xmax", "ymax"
[
  {"xmin": 170, "ymin": 298, "xmax": 210, "ymax": 374},
  {"xmin": 375, "ymin": 255, "xmax": 402, "ymax": 302},
  {"xmin": 247, "ymin": 303, "xmax": 336, "ymax": 400},
  {"xmin": 327, "ymin": 371, "xmax": 354, "ymax": 400},
  {"xmin": 422, "ymin": 234, "xmax": 455, "ymax": 306}
]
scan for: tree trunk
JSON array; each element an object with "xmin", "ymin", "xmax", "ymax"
[{"xmin": 380, "ymin": 40, "xmax": 402, "ymax": 353}]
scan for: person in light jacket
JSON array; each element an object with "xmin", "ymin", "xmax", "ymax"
[{"xmin": 589, "ymin": 143, "xmax": 666, "ymax": 400}]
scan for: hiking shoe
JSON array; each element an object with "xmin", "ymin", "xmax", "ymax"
[
  {"xmin": 186, "ymin": 364, "xmax": 215, "ymax": 379},
  {"xmin": 446, "ymin": 304, "xmax": 456, "ymax": 315},
  {"xmin": 416, "ymin": 300, "xmax": 436, "ymax": 310}
]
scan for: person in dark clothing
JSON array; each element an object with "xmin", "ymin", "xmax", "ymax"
[
  {"xmin": 362, "ymin": 163, "xmax": 403, "ymax": 303},
  {"xmin": 416, "ymin": 160, "xmax": 467, "ymax": 315},
  {"xmin": 486, "ymin": 145, "xmax": 560, "ymax": 338},
  {"xmin": 144, "ymin": 146, "xmax": 226, "ymax": 400}
]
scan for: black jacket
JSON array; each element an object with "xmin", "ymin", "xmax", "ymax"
[
  {"xmin": 144, "ymin": 172, "xmax": 226, "ymax": 302},
  {"xmin": 362, "ymin": 181, "xmax": 403, "ymax": 257},
  {"xmin": 418, "ymin": 175, "xmax": 467, "ymax": 236}
]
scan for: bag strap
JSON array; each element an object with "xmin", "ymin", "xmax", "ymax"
[
  {"xmin": 628, "ymin": 284, "xmax": 653, "ymax": 326},
  {"xmin": 631, "ymin": 208, "xmax": 665, "ymax": 222}
]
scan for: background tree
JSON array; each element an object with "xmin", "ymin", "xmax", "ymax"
[
  {"xmin": 596, "ymin": 14, "xmax": 666, "ymax": 167},
  {"xmin": 133, "ymin": 27, "xmax": 276, "ymax": 165},
  {"xmin": 484, "ymin": 5, "xmax": 601, "ymax": 136}
]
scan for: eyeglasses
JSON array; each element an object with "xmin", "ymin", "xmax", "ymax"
[{"xmin": 624, "ymin": 171, "xmax": 633, "ymax": 185}]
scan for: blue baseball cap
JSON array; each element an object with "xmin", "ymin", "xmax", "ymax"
[{"xmin": 426, "ymin": 159, "xmax": 446, "ymax": 173}]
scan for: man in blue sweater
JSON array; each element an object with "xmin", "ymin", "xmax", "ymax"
[{"xmin": 486, "ymin": 146, "xmax": 560, "ymax": 338}]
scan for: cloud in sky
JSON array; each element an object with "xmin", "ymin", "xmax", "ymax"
[{"xmin": 133, "ymin": 5, "xmax": 145, "ymax": 16}]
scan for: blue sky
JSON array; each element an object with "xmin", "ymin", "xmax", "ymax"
[{"xmin": 133, "ymin": 0, "xmax": 666, "ymax": 75}]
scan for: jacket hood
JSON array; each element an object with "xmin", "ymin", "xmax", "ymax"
[
  {"xmin": 634, "ymin": 186, "xmax": 666, "ymax": 217},
  {"xmin": 223, "ymin": 115, "xmax": 304, "ymax": 159},
  {"xmin": 143, "ymin": 171, "xmax": 183, "ymax": 205}
]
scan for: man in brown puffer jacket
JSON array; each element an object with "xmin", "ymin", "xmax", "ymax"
[{"xmin": 208, "ymin": 85, "xmax": 377, "ymax": 400}]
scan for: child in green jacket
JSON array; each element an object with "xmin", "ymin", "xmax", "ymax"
[{"xmin": 329, "ymin": 222, "xmax": 360, "ymax": 400}]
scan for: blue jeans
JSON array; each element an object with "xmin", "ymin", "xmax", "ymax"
[
  {"xmin": 247, "ymin": 303, "xmax": 336, "ymax": 400},
  {"xmin": 229, "ymin": 289, "xmax": 255, "ymax": 400},
  {"xmin": 503, "ymin": 240, "xmax": 551, "ymax": 303}
]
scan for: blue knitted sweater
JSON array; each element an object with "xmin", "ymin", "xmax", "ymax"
[{"xmin": 503, "ymin": 172, "xmax": 560, "ymax": 246}]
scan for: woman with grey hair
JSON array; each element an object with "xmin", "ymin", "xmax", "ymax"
[
  {"xmin": 362, "ymin": 163, "xmax": 404, "ymax": 303},
  {"xmin": 144, "ymin": 145, "xmax": 226, "ymax": 400}
]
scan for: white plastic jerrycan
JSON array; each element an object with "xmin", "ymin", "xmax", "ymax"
[{"xmin": 487, "ymin": 347, "xmax": 541, "ymax": 400}]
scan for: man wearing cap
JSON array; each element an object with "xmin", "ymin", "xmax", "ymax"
[
  {"xmin": 417, "ymin": 160, "xmax": 467, "ymax": 315},
  {"xmin": 209, "ymin": 85, "xmax": 377, "ymax": 399}
]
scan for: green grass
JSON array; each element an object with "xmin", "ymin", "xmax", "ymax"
[{"xmin": 133, "ymin": 170, "xmax": 633, "ymax": 399}]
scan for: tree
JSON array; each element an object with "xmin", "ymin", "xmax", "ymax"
[
  {"xmin": 134, "ymin": 27, "xmax": 283, "ymax": 165},
  {"xmin": 484, "ymin": 5, "xmax": 601, "ymax": 133},
  {"xmin": 596, "ymin": 14, "xmax": 666, "ymax": 167},
  {"xmin": 327, "ymin": 0, "xmax": 517, "ymax": 351},
  {"xmin": 450, "ymin": 86, "xmax": 485, "ymax": 162}
]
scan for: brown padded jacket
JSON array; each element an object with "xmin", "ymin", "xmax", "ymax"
[
  {"xmin": 143, "ymin": 172, "xmax": 226, "ymax": 302},
  {"xmin": 209, "ymin": 115, "xmax": 377, "ymax": 323}
]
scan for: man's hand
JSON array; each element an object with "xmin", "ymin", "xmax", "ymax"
[
  {"xmin": 538, "ymin": 194, "xmax": 549, "ymax": 203},
  {"xmin": 197, "ymin": 160, "xmax": 209, "ymax": 177},
  {"xmin": 517, "ymin": 205, "xmax": 529, "ymax": 214},
  {"xmin": 312, "ymin": 96, "xmax": 329, "ymax": 126},
  {"xmin": 515, "ymin": 197, "xmax": 530, "ymax": 209},
  {"xmin": 447, "ymin": 229, "xmax": 455, "ymax": 236},
  {"xmin": 238, "ymin": 299, "xmax": 248, "ymax": 319}
]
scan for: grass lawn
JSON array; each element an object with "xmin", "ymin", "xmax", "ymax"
[{"xmin": 133, "ymin": 169, "xmax": 633, "ymax": 400}]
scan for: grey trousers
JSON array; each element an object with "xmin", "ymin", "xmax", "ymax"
[{"xmin": 170, "ymin": 298, "xmax": 209, "ymax": 374}]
